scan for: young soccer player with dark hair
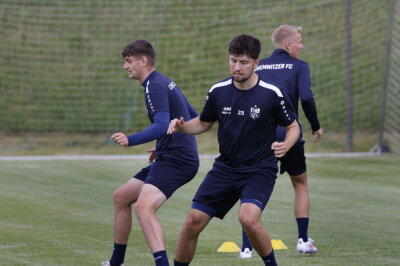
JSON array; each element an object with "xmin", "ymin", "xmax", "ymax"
[
  {"xmin": 168, "ymin": 34, "xmax": 300, "ymax": 266},
  {"xmin": 240, "ymin": 25, "xmax": 323, "ymax": 259},
  {"xmin": 102, "ymin": 39, "xmax": 199, "ymax": 266}
]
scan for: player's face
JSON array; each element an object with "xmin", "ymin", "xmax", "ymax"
[
  {"xmin": 287, "ymin": 32, "xmax": 304, "ymax": 59},
  {"xmin": 122, "ymin": 55, "xmax": 143, "ymax": 80},
  {"xmin": 229, "ymin": 54, "xmax": 258, "ymax": 83}
]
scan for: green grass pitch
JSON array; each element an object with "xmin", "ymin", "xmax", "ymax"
[{"xmin": 1, "ymin": 155, "xmax": 399, "ymax": 265}]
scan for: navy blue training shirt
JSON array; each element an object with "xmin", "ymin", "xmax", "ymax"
[
  {"xmin": 128, "ymin": 71, "xmax": 198, "ymax": 163},
  {"xmin": 256, "ymin": 49, "xmax": 320, "ymax": 140},
  {"xmin": 200, "ymin": 77, "xmax": 294, "ymax": 169}
]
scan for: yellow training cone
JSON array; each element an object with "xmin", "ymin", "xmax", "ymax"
[
  {"xmin": 217, "ymin": 241, "xmax": 241, "ymax": 252},
  {"xmin": 271, "ymin": 239, "xmax": 287, "ymax": 250}
]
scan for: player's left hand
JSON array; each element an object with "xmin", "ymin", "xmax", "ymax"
[
  {"xmin": 111, "ymin": 132, "xmax": 128, "ymax": 147},
  {"xmin": 271, "ymin": 141, "xmax": 288, "ymax": 158}
]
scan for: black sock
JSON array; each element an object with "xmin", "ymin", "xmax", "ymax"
[
  {"xmin": 174, "ymin": 260, "xmax": 189, "ymax": 266},
  {"xmin": 261, "ymin": 249, "xmax": 277, "ymax": 266},
  {"xmin": 153, "ymin": 250, "xmax": 169, "ymax": 266},
  {"xmin": 296, "ymin": 217, "xmax": 309, "ymax": 242},
  {"xmin": 110, "ymin": 243, "xmax": 127, "ymax": 266},
  {"xmin": 241, "ymin": 229, "xmax": 253, "ymax": 251}
]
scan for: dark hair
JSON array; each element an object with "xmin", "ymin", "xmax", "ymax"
[
  {"xmin": 228, "ymin": 34, "xmax": 261, "ymax": 60},
  {"xmin": 121, "ymin": 39, "xmax": 156, "ymax": 66}
]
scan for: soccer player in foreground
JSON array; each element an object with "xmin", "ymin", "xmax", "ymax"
[
  {"xmin": 168, "ymin": 34, "xmax": 300, "ymax": 266},
  {"xmin": 240, "ymin": 25, "xmax": 323, "ymax": 258},
  {"xmin": 102, "ymin": 39, "xmax": 199, "ymax": 266}
]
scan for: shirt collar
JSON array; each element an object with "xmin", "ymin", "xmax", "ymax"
[
  {"xmin": 141, "ymin": 70, "xmax": 157, "ymax": 87},
  {"xmin": 271, "ymin": 48, "xmax": 290, "ymax": 57}
]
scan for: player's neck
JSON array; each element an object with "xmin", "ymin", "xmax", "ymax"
[
  {"xmin": 234, "ymin": 72, "xmax": 259, "ymax": 90},
  {"xmin": 138, "ymin": 67, "xmax": 156, "ymax": 84}
]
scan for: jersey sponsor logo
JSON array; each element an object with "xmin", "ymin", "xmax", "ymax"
[
  {"xmin": 168, "ymin": 81, "xmax": 176, "ymax": 90},
  {"xmin": 222, "ymin": 106, "xmax": 231, "ymax": 115},
  {"xmin": 256, "ymin": 63, "xmax": 293, "ymax": 71},
  {"xmin": 250, "ymin": 105, "xmax": 260, "ymax": 119}
]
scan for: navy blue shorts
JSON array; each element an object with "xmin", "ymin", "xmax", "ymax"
[
  {"xmin": 134, "ymin": 158, "xmax": 199, "ymax": 198},
  {"xmin": 192, "ymin": 161, "xmax": 277, "ymax": 219},
  {"xmin": 279, "ymin": 140, "xmax": 306, "ymax": 176}
]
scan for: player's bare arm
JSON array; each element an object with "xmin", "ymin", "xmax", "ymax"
[
  {"xmin": 111, "ymin": 132, "xmax": 129, "ymax": 147},
  {"xmin": 271, "ymin": 120, "xmax": 300, "ymax": 158},
  {"xmin": 168, "ymin": 117, "xmax": 213, "ymax": 135}
]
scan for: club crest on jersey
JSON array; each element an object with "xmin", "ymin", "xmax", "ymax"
[{"xmin": 250, "ymin": 105, "xmax": 260, "ymax": 119}]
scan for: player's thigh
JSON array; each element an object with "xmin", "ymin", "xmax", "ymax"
[
  {"xmin": 136, "ymin": 183, "xmax": 167, "ymax": 211},
  {"xmin": 192, "ymin": 169, "xmax": 239, "ymax": 219},
  {"xmin": 114, "ymin": 178, "xmax": 144, "ymax": 205},
  {"xmin": 241, "ymin": 169, "xmax": 277, "ymax": 210},
  {"xmin": 146, "ymin": 159, "xmax": 198, "ymax": 198}
]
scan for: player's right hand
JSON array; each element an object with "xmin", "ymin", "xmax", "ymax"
[
  {"xmin": 271, "ymin": 141, "xmax": 288, "ymax": 158},
  {"xmin": 167, "ymin": 117, "xmax": 185, "ymax": 134},
  {"xmin": 111, "ymin": 132, "xmax": 129, "ymax": 147}
]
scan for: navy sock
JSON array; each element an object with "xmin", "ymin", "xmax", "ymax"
[
  {"xmin": 110, "ymin": 243, "xmax": 127, "ymax": 266},
  {"xmin": 296, "ymin": 217, "xmax": 309, "ymax": 242},
  {"xmin": 261, "ymin": 250, "xmax": 277, "ymax": 266},
  {"xmin": 174, "ymin": 260, "xmax": 189, "ymax": 266},
  {"xmin": 153, "ymin": 250, "xmax": 169, "ymax": 266},
  {"xmin": 241, "ymin": 229, "xmax": 253, "ymax": 251}
]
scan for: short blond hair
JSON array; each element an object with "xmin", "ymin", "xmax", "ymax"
[{"xmin": 271, "ymin": 25, "xmax": 302, "ymax": 48}]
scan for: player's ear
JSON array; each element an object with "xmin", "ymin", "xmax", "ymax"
[
  {"xmin": 139, "ymin": 55, "xmax": 147, "ymax": 66},
  {"xmin": 285, "ymin": 41, "xmax": 291, "ymax": 51}
]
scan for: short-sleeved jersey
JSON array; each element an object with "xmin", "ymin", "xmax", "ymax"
[
  {"xmin": 200, "ymin": 77, "xmax": 294, "ymax": 170},
  {"xmin": 255, "ymin": 49, "xmax": 320, "ymax": 140},
  {"xmin": 142, "ymin": 71, "xmax": 198, "ymax": 162}
]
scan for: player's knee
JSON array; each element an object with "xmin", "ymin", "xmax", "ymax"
[
  {"xmin": 183, "ymin": 213, "xmax": 205, "ymax": 234},
  {"xmin": 113, "ymin": 187, "xmax": 132, "ymax": 206},
  {"xmin": 238, "ymin": 214, "xmax": 257, "ymax": 231},
  {"xmin": 113, "ymin": 188, "xmax": 123, "ymax": 204},
  {"xmin": 134, "ymin": 200, "xmax": 151, "ymax": 218}
]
